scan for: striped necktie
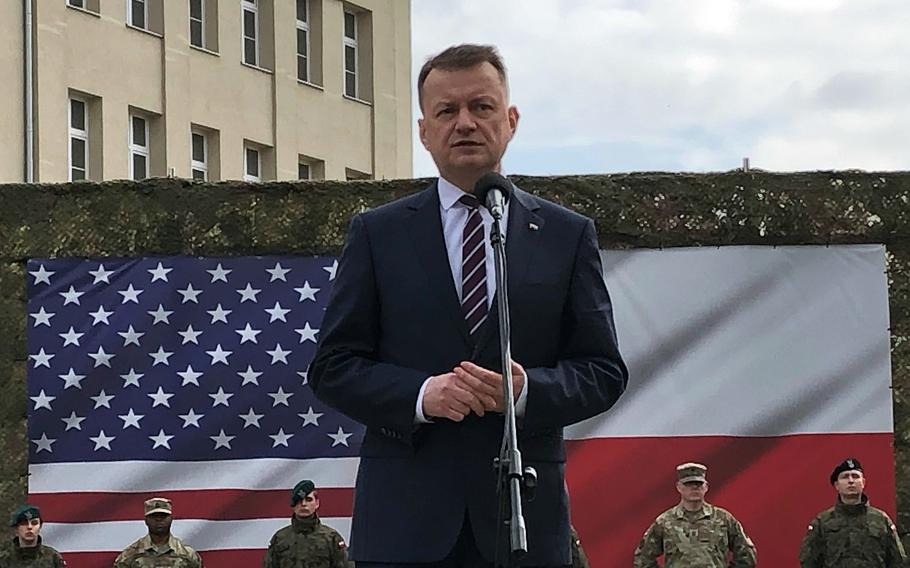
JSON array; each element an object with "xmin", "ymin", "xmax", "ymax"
[{"xmin": 459, "ymin": 194, "xmax": 488, "ymax": 336}]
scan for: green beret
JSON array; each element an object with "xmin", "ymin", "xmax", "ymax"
[
  {"xmin": 830, "ymin": 457, "xmax": 863, "ymax": 484},
  {"xmin": 290, "ymin": 480, "xmax": 316, "ymax": 506},
  {"xmin": 9, "ymin": 505, "xmax": 40, "ymax": 527}
]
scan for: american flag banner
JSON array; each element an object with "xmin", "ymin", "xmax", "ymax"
[{"xmin": 26, "ymin": 256, "xmax": 363, "ymax": 568}]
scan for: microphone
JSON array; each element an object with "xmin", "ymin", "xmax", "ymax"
[{"xmin": 473, "ymin": 172, "xmax": 511, "ymax": 220}]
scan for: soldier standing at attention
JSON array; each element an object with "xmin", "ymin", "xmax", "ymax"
[
  {"xmin": 633, "ymin": 462, "xmax": 756, "ymax": 568},
  {"xmin": 262, "ymin": 480, "xmax": 352, "ymax": 568},
  {"xmin": 113, "ymin": 498, "xmax": 203, "ymax": 568},
  {"xmin": 799, "ymin": 457, "xmax": 906, "ymax": 568},
  {"xmin": 0, "ymin": 504, "xmax": 65, "ymax": 567}
]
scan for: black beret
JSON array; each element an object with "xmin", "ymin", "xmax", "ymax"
[
  {"xmin": 830, "ymin": 457, "xmax": 863, "ymax": 484},
  {"xmin": 9, "ymin": 505, "xmax": 40, "ymax": 527},
  {"xmin": 290, "ymin": 480, "xmax": 316, "ymax": 506}
]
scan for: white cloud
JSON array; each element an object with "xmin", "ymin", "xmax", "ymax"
[{"xmin": 411, "ymin": 0, "xmax": 910, "ymax": 175}]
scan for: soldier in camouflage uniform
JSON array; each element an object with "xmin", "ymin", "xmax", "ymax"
[
  {"xmin": 633, "ymin": 462, "xmax": 756, "ymax": 568},
  {"xmin": 0, "ymin": 504, "xmax": 66, "ymax": 567},
  {"xmin": 113, "ymin": 498, "xmax": 203, "ymax": 568},
  {"xmin": 262, "ymin": 480, "xmax": 351, "ymax": 568},
  {"xmin": 799, "ymin": 457, "xmax": 906, "ymax": 568}
]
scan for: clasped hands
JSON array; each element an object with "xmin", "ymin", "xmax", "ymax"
[{"xmin": 422, "ymin": 360, "xmax": 525, "ymax": 422}]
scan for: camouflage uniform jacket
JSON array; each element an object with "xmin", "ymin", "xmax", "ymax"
[
  {"xmin": 633, "ymin": 502, "xmax": 757, "ymax": 568},
  {"xmin": 799, "ymin": 495, "xmax": 906, "ymax": 568},
  {"xmin": 113, "ymin": 534, "xmax": 203, "ymax": 568},
  {"xmin": 262, "ymin": 514, "xmax": 351, "ymax": 568},
  {"xmin": 0, "ymin": 537, "xmax": 66, "ymax": 567},
  {"xmin": 570, "ymin": 526, "xmax": 590, "ymax": 568}
]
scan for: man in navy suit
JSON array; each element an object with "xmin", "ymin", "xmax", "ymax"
[{"xmin": 309, "ymin": 44, "xmax": 628, "ymax": 567}]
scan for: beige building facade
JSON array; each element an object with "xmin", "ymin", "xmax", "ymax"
[{"xmin": 0, "ymin": 0, "xmax": 412, "ymax": 183}]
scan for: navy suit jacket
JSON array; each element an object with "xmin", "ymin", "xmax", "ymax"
[{"xmin": 309, "ymin": 181, "xmax": 628, "ymax": 565}]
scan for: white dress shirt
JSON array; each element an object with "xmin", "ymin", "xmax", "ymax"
[{"xmin": 414, "ymin": 177, "xmax": 528, "ymax": 423}]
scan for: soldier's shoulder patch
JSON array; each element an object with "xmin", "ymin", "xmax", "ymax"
[
  {"xmin": 807, "ymin": 525, "xmax": 814, "ymax": 531},
  {"xmin": 746, "ymin": 537, "xmax": 754, "ymax": 547},
  {"xmin": 338, "ymin": 539, "xmax": 347, "ymax": 549}
]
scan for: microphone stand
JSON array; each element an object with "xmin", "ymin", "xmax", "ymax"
[{"xmin": 488, "ymin": 195, "xmax": 536, "ymax": 567}]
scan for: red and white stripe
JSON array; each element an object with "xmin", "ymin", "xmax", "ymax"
[{"xmin": 31, "ymin": 458, "xmax": 357, "ymax": 567}]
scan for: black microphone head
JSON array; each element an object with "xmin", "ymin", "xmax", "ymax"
[{"xmin": 473, "ymin": 172, "xmax": 511, "ymax": 207}]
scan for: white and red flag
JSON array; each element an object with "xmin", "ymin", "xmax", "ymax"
[{"xmin": 568, "ymin": 244, "xmax": 894, "ymax": 567}]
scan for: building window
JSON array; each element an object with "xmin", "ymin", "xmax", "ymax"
[
  {"xmin": 241, "ymin": 0, "xmax": 259, "ymax": 66},
  {"xmin": 298, "ymin": 155, "xmax": 325, "ymax": 180},
  {"xmin": 345, "ymin": 167, "xmax": 372, "ymax": 181},
  {"xmin": 130, "ymin": 114, "xmax": 150, "ymax": 180},
  {"xmin": 188, "ymin": 0, "xmax": 219, "ymax": 52},
  {"xmin": 128, "ymin": 0, "xmax": 147, "ymax": 29},
  {"xmin": 68, "ymin": 0, "xmax": 101, "ymax": 12},
  {"xmin": 189, "ymin": 0, "xmax": 204, "ymax": 47},
  {"xmin": 343, "ymin": 10, "xmax": 358, "ymax": 98},
  {"xmin": 69, "ymin": 98, "xmax": 89, "ymax": 181},
  {"xmin": 244, "ymin": 146, "xmax": 261, "ymax": 182},
  {"xmin": 296, "ymin": 0, "xmax": 310, "ymax": 82},
  {"xmin": 191, "ymin": 131, "xmax": 208, "ymax": 180}
]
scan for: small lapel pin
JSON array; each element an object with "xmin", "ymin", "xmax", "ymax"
[{"xmin": 529, "ymin": 222, "xmax": 539, "ymax": 231}]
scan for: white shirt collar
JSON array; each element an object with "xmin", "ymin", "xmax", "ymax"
[{"xmin": 437, "ymin": 177, "xmax": 471, "ymax": 212}]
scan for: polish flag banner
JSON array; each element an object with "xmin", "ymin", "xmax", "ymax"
[
  {"xmin": 26, "ymin": 245, "xmax": 893, "ymax": 567},
  {"xmin": 567, "ymin": 244, "xmax": 894, "ymax": 568}
]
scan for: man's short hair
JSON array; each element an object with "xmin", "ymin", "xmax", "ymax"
[{"xmin": 417, "ymin": 44, "xmax": 509, "ymax": 110}]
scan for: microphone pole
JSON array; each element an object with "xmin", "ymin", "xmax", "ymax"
[{"xmin": 474, "ymin": 172, "xmax": 534, "ymax": 566}]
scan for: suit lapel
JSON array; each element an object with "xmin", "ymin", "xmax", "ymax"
[
  {"xmin": 472, "ymin": 185, "xmax": 543, "ymax": 358},
  {"xmin": 504, "ymin": 186, "xmax": 544, "ymax": 298},
  {"xmin": 407, "ymin": 183, "xmax": 473, "ymax": 350}
]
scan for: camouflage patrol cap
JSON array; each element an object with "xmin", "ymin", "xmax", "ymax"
[
  {"xmin": 676, "ymin": 462, "xmax": 708, "ymax": 483},
  {"xmin": 144, "ymin": 497, "xmax": 173, "ymax": 516},
  {"xmin": 9, "ymin": 504, "xmax": 41, "ymax": 527},
  {"xmin": 290, "ymin": 480, "xmax": 316, "ymax": 506},
  {"xmin": 830, "ymin": 457, "xmax": 863, "ymax": 484}
]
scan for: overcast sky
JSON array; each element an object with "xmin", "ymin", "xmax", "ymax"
[{"xmin": 410, "ymin": 0, "xmax": 910, "ymax": 177}]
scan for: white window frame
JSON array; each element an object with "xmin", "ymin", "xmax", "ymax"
[
  {"xmin": 189, "ymin": 0, "xmax": 205, "ymax": 48},
  {"xmin": 244, "ymin": 146, "xmax": 261, "ymax": 182},
  {"xmin": 128, "ymin": 0, "xmax": 148, "ymax": 29},
  {"xmin": 191, "ymin": 131, "xmax": 208, "ymax": 181},
  {"xmin": 241, "ymin": 0, "xmax": 259, "ymax": 67},
  {"xmin": 69, "ymin": 97, "xmax": 89, "ymax": 181},
  {"xmin": 298, "ymin": 161, "xmax": 311, "ymax": 180},
  {"xmin": 296, "ymin": 0, "xmax": 310, "ymax": 82},
  {"xmin": 129, "ymin": 114, "xmax": 150, "ymax": 181},
  {"xmin": 343, "ymin": 10, "xmax": 358, "ymax": 98}
]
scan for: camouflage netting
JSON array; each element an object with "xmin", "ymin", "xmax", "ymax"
[{"xmin": 1, "ymin": 171, "xmax": 909, "ymax": 532}]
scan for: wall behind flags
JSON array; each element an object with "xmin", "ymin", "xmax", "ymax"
[{"xmin": 1, "ymin": 171, "xmax": 910, "ymax": 558}]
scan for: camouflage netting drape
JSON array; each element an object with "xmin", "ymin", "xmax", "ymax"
[{"xmin": 1, "ymin": 172, "xmax": 909, "ymax": 530}]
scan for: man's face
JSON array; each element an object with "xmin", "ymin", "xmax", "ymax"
[
  {"xmin": 834, "ymin": 470, "xmax": 865, "ymax": 499},
  {"xmin": 15, "ymin": 518, "xmax": 41, "ymax": 545},
  {"xmin": 418, "ymin": 62, "xmax": 519, "ymax": 188},
  {"xmin": 293, "ymin": 492, "xmax": 319, "ymax": 519},
  {"xmin": 676, "ymin": 480, "xmax": 708, "ymax": 504},
  {"xmin": 144, "ymin": 513, "xmax": 172, "ymax": 537}
]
